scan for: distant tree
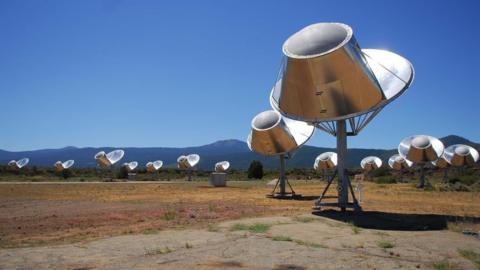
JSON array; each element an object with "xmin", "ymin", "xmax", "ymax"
[
  {"xmin": 62, "ymin": 169, "xmax": 72, "ymax": 180},
  {"xmin": 117, "ymin": 166, "xmax": 129, "ymax": 179},
  {"xmin": 248, "ymin": 160, "xmax": 264, "ymax": 179}
]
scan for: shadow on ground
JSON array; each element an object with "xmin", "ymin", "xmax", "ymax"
[{"xmin": 313, "ymin": 210, "xmax": 480, "ymax": 231}]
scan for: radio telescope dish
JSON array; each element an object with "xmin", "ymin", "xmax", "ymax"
[
  {"xmin": 177, "ymin": 154, "xmax": 200, "ymax": 169},
  {"xmin": 388, "ymin": 154, "xmax": 412, "ymax": 182},
  {"xmin": 389, "ymin": 154, "xmax": 413, "ymax": 170},
  {"xmin": 177, "ymin": 154, "xmax": 200, "ymax": 181},
  {"xmin": 8, "ymin": 158, "xmax": 29, "ymax": 170},
  {"xmin": 123, "ymin": 161, "xmax": 138, "ymax": 172},
  {"xmin": 248, "ymin": 110, "xmax": 314, "ymax": 198},
  {"xmin": 55, "ymin": 160, "xmax": 74, "ymax": 172},
  {"xmin": 443, "ymin": 144, "xmax": 479, "ymax": 167},
  {"xmin": 398, "ymin": 135, "xmax": 444, "ymax": 188},
  {"xmin": 267, "ymin": 22, "xmax": 414, "ymax": 212},
  {"xmin": 360, "ymin": 156, "xmax": 383, "ymax": 172},
  {"xmin": 146, "ymin": 160, "xmax": 163, "ymax": 173},
  {"xmin": 399, "ymin": 135, "xmax": 444, "ymax": 163},
  {"xmin": 215, "ymin": 161, "xmax": 230, "ymax": 172},
  {"xmin": 314, "ymin": 152, "xmax": 338, "ymax": 170},
  {"xmin": 248, "ymin": 110, "xmax": 314, "ymax": 156},
  {"xmin": 95, "ymin": 149, "xmax": 125, "ymax": 168}
]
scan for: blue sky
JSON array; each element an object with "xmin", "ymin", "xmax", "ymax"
[{"xmin": 0, "ymin": 0, "xmax": 479, "ymax": 151}]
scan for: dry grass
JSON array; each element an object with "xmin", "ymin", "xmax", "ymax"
[{"xmin": 0, "ymin": 180, "xmax": 479, "ymax": 248}]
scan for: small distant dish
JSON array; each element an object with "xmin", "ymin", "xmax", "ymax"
[
  {"xmin": 388, "ymin": 154, "xmax": 412, "ymax": 170},
  {"xmin": 248, "ymin": 110, "xmax": 314, "ymax": 156},
  {"xmin": 55, "ymin": 160, "xmax": 75, "ymax": 172},
  {"xmin": 146, "ymin": 160, "xmax": 163, "ymax": 173},
  {"xmin": 8, "ymin": 158, "xmax": 29, "ymax": 170},
  {"xmin": 215, "ymin": 161, "xmax": 230, "ymax": 172},
  {"xmin": 123, "ymin": 161, "xmax": 138, "ymax": 172},
  {"xmin": 314, "ymin": 152, "xmax": 338, "ymax": 170},
  {"xmin": 398, "ymin": 135, "xmax": 444, "ymax": 163},
  {"xmin": 95, "ymin": 149, "xmax": 125, "ymax": 168},
  {"xmin": 443, "ymin": 144, "xmax": 479, "ymax": 167},
  {"xmin": 361, "ymin": 156, "xmax": 382, "ymax": 171},
  {"xmin": 177, "ymin": 154, "xmax": 200, "ymax": 169}
]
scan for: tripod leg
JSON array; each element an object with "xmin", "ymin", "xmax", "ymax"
[{"xmin": 315, "ymin": 170, "xmax": 337, "ymax": 205}]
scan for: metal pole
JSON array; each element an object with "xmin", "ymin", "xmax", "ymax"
[
  {"xmin": 336, "ymin": 120, "xmax": 348, "ymax": 211},
  {"xmin": 418, "ymin": 164, "xmax": 425, "ymax": 188},
  {"xmin": 279, "ymin": 154, "xmax": 286, "ymax": 196}
]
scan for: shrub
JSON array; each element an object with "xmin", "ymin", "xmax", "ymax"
[
  {"xmin": 247, "ymin": 160, "xmax": 263, "ymax": 179},
  {"xmin": 375, "ymin": 176, "xmax": 397, "ymax": 184},
  {"xmin": 117, "ymin": 166, "xmax": 129, "ymax": 179}
]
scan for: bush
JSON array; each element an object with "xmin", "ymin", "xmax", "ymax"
[
  {"xmin": 247, "ymin": 160, "xmax": 263, "ymax": 179},
  {"xmin": 374, "ymin": 175, "xmax": 397, "ymax": 184},
  {"xmin": 117, "ymin": 166, "xmax": 129, "ymax": 179},
  {"xmin": 61, "ymin": 169, "xmax": 73, "ymax": 179}
]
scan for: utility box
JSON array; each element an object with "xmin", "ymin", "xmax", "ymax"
[{"xmin": 209, "ymin": 172, "xmax": 227, "ymax": 187}]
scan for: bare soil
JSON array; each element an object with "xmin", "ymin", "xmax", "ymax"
[{"xmin": 0, "ymin": 180, "xmax": 479, "ymax": 269}]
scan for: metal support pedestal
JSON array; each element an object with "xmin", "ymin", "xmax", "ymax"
[
  {"xmin": 267, "ymin": 154, "xmax": 301, "ymax": 199},
  {"xmin": 417, "ymin": 164, "xmax": 428, "ymax": 188},
  {"xmin": 313, "ymin": 120, "xmax": 361, "ymax": 212}
]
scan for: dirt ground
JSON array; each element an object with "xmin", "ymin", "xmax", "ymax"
[{"xmin": 0, "ymin": 180, "xmax": 479, "ymax": 269}]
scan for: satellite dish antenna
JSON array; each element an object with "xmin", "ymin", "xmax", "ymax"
[
  {"xmin": 94, "ymin": 149, "xmax": 125, "ymax": 181},
  {"xmin": 360, "ymin": 156, "xmax": 382, "ymax": 180},
  {"xmin": 215, "ymin": 161, "xmax": 230, "ymax": 172},
  {"xmin": 95, "ymin": 149, "xmax": 125, "ymax": 168},
  {"xmin": 313, "ymin": 152, "xmax": 339, "ymax": 202},
  {"xmin": 123, "ymin": 161, "xmax": 138, "ymax": 172},
  {"xmin": 248, "ymin": 110, "xmax": 314, "ymax": 198},
  {"xmin": 389, "ymin": 154, "xmax": 412, "ymax": 182},
  {"xmin": 398, "ymin": 135, "xmax": 444, "ymax": 188},
  {"xmin": 269, "ymin": 22, "xmax": 414, "ymax": 211},
  {"xmin": 146, "ymin": 160, "xmax": 163, "ymax": 173},
  {"xmin": 443, "ymin": 144, "xmax": 479, "ymax": 167},
  {"xmin": 54, "ymin": 160, "xmax": 75, "ymax": 172},
  {"xmin": 177, "ymin": 154, "xmax": 200, "ymax": 181},
  {"xmin": 8, "ymin": 158, "xmax": 29, "ymax": 170}
]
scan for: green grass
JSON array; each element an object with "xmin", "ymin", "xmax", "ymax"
[
  {"xmin": 185, "ymin": 242, "xmax": 193, "ymax": 249},
  {"xmin": 458, "ymin": 248, "xmax": 480, "ymax": 268},
  {"xmin": 144, "ymin": 246, "xmax": 174, "ymax": 256},
  {"xmin": 377, "ymin": 240, "xmax": 395, "ymax": 249},
  {"xmin": 433, "ymin": 259, "xmax": 458, "ymax": 270},
  {"xmin": 0, "ymin": 237, "xmax": 17, "ymax": 249},
  {"xmin": 272, "ymin": 235, "xmax": 293, "ymax": 242},
  {"xmin": 230, "ymin": 223, "xmax": 271, "ymax": 233}
]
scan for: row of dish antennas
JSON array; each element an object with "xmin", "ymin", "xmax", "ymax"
[
  {"xmin": 94, "ymin": 150, "xmax": 230, "ymax": 172},
  {"xmin": 7, "ymin": 158, "xmax": 75, "ymax": 172},
  {"xmin": 313, "ymin": 135, "xmax": 479, "ymax": 188}
]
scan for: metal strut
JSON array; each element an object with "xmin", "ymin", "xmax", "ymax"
[
  {"xmin": 268, "ymin": 154, "xmax": 299, "ymax": 199},
  {"xmin": 313, "ymin": 120, "xmax": 361, "ymax": 212}
]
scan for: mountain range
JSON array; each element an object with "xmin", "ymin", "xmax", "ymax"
[{"xmin": 0, "ymin": 135, "xmax": 478, "ymax": 170}]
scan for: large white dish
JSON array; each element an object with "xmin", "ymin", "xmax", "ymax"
[{"xmin": 247, "ymin": 110, "xmax": 314, "ymax": 156}]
